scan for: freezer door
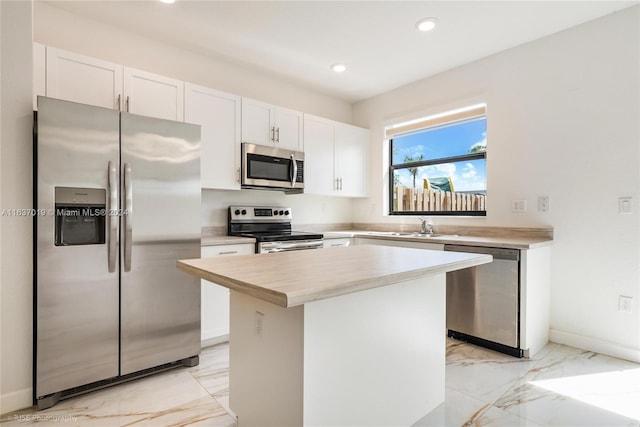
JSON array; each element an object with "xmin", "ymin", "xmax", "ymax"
[
  {"xmin": 35, "ymin": 97, "xmax": 120, "ymax": 398},
  {"xmin": 120, "ymin": 113, "xmax": 201, "ymax": 375}
]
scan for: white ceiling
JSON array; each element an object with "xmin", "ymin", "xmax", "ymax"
[{"xmin": 42, "ymin": 0, "xmax": 638, "ymax": 103}]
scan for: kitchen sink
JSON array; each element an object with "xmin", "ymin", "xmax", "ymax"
[
  {"xmin": 400, "ymin": 233, "xmax": 458, "ymax": 239},
  {"xmin": 365, "ymin": 231, "xmax": 458, "ymax": 238}
]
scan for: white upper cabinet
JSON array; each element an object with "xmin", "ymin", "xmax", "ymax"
[
  {"xmin": 275, "ymin": 106, "xmax": 304, "ymax": 151},
  {"xmin": 123, "ymin": 67, "xmax": 184, "ymax": 122},
  {"xmin": 46, "ymin": 47, "xmax": 123, "ymax": 110},
  {"xmin": 303, "ymin": 115, "xmax": 336, "ymax": 195},
  {"xmin": 36, "ymin": 45, "xmax": 370, "ymax": 193},
  {"xmin": 241, "ymin": 98, "xmax": 272, "ymax": 146},
  {"xmin": 44, "ymin": 47, "xmax": 183, "ymax": 121},
  {"xmin": 185, "ymin": 83, "xmax": 241, "ymax": 190},
  {"xmin": 335, "ymin": 122, "xmax": 369, "ymax": 197},
  {"xmin": 304, "ymin": 114, "xmax": 369, "ymax": 197},
  {"xmin": 241, "ymin": 98, "xmax": 303, "ymax": 151}
]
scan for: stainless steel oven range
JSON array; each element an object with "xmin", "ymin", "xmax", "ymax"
[{"xmin": 228, "ymin": 205, "xmax": 323, "ymax": 253}]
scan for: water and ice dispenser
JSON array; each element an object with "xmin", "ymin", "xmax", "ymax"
[{"xmin": 54, "ymin": 187, "xmax": 106, "ymax": 246}]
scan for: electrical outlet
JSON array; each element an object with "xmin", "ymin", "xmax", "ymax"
[
  {"xmin": 538, "ymin": 196, "xmax": 550, "ymax": 212},
  {"xmin": 255, "ymin": 311, "xmax": 264, "ymax": 336},
  {"xmin": 618, "ymin": 296, "xmax": 633, "ymax": 313}
]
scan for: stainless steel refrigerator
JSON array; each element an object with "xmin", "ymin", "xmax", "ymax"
[{"xmin": 34, "ymin": 96, "xmax": 201, "ymax": 409}]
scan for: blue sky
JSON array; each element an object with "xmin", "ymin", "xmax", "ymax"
[{"xmin": 392, "ymin": 119, "xmax": 487, "ymax": 192}]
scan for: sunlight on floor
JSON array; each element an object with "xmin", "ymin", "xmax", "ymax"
[{"xmin": 529, "ymin": 367, "xmax": 640, "ymax": 421}]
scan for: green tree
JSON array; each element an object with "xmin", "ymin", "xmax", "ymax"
[
  {"xmin": 468, "ymin": 142, "xmax": 486, "ymax": 153},
  {"xmin": 404, "ymin": 154, "xmax": 423, "ymax": 188}
]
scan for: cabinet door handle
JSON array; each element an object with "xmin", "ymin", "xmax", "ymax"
[
  {"xmin": 336, "ymin": 177, "xmax": 340, "ymax": 191},
  {"xmin": 117, "ymin": 94, "xmax": 122, "ymax": 111},
  {"xmin": 276, "ymin": 127, "xmax": 280, "ymax": 143},
  {"xmin": 218, "ymin": 250, "xmax": 238, "ymax": 255},
  {"xmin": 126, "ymin": 95, "xmax": 130, "ymax": 112},
  {"xmin": 235, "ymin": 167, "xmax": 240, "ymax": 183},
  {"xmin": 271, "ymin": 126, "xmax": 275, "ymax": 143}
]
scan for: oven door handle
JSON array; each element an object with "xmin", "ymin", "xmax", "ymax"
[
  {"xmin": 261, "ymin": 240, "xmax": 323, "ymax": 252},
  {"xmin": 290, "ymin": 154, "xmax": 298, "ymax": 188}
]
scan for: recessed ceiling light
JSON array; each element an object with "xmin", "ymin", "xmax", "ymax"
[
  {"xmin": 331, "ymin": 63, "xmax": 347, "ymax": 73},
  {"xmin": 416, "ymin": 17, "xmax": 438, "ymax": 32},
  {"xmin": 159, "ymin": 0, "xmax": 176, "ymax": 4}
]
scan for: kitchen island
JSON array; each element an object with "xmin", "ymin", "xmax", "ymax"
[{"xmin": 178, "ymin": 245, "xmax": 491, "ymax": 426}]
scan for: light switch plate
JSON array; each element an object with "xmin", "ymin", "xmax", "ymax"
[
  {"xmin": 512, "ymin": 200, "xmax": 527, "ymax": 213},
  {"xmin": 619, "ymin": 197, "xmax": 632, "ymax": 214}
]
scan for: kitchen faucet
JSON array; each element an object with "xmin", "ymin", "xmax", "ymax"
[{"xmin": 418, "ymin": 217, "xmax": 433, "ymax": 235}]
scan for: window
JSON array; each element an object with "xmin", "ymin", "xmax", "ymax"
[{"xmin": 388, "ymin": 104, "xmax": 487, "ymax": 216}]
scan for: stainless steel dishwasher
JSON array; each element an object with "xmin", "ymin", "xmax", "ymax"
[{"xmin": 444, "ymin": 245, "xmax": 523, "ymax": 357}]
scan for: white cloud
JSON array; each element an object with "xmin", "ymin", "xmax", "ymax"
[{"xmin": 462, "ymin": 162, "xmax": 477, "ymax": 179}]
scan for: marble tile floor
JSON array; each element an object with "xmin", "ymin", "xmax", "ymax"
[{"xmin": 2, "ymin": 339, "xmax": 638, "ymax": 427}]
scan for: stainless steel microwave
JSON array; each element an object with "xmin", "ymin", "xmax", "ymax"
[{"xmin": 241, "ymin": 143, "xmax": 304, "ymax": 193}]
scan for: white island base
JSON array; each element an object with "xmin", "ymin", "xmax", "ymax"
[{"xmin": 229, "ymin": 274, "xmax": 446, "ymax": 427}]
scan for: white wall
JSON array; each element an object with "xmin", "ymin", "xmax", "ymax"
[
  {"xmin": 353, "ymin": 7, "xmax": 640, "ymax": 362},
  {"xmin": 202, "ymin": 189, "xmax": 353, "ymax": 229},
  {"xmin": 0, "ymin": 0, "xmax": 34, "ymax": 414}
]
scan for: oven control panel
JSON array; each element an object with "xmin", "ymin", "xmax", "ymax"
[{"xmin": 229, "ymin": 205, "xmax": 292, "ymax": 222}]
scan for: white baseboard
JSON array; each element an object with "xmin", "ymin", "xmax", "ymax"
[
  {"xmin": 201, "ymin": 334, "xmax": 229, "ymax": 349},
  {"xmin": 0, "ymin": 387, "xmax": 32, "ymax": 416},
  {"xmin": 550, "ymin": 329, "xmax": 640, "ymax": 363}
]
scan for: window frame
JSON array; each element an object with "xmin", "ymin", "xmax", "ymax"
[{"xmin": 387, "ymin": 110, "xmax": 487, "ymax": 217}]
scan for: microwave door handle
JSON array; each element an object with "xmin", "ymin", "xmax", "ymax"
[{"xmin": 290, "ymin": 154, "xmax": 297, "ymax": 188}]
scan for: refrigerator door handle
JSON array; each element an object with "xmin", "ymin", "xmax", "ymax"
[
  {"xmin": 108, "ymin": 161, "xmax": 118, "ymax": 273},
  {"xmin": 124, "ymin": 163, "xmax": 133, "ymax": 272}
]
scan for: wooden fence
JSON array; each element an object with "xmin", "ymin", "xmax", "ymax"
[{"xmin": 393, "ymin": 186, "xmax": 486, "ymax": 212}]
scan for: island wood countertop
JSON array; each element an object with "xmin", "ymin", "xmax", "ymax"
[{"xmin": 178, "ymin": 245, "xmax": 492, "ymax": 308}]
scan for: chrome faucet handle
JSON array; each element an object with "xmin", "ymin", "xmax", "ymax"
[
  {"xmin": 418, "ymin": 216, "xmax": 433, "ymax": 234},
  {"xmin": 418, "ymin": 216, "xmax": 427, "ymax": 234}
]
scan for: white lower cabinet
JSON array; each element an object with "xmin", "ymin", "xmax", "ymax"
[{"xmin": 201, "ymin": 243, "xmax": 254, "ymax": 345}]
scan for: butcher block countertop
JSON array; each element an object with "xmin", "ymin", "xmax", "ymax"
[{"xmin": 178, "ymin": 245, "xmax": 491, "ymax": 308}]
